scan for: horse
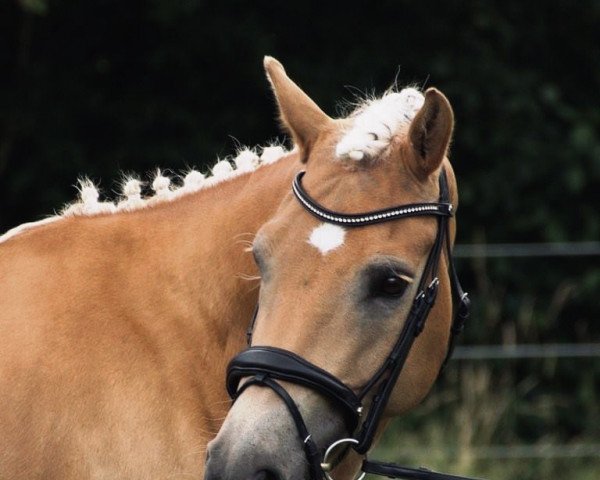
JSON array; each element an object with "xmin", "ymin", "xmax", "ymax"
[{"xmin": 0, "ymin": 57, "xmax": 465, "ymax": 480}]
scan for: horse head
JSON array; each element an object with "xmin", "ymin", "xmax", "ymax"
[{"xmin": 206, "ymin": 57, "xmax": 461, "ymax": 480}]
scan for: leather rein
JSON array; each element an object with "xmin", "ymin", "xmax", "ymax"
[{"xmin": 226, "ymin": 169, "xmax": 479, "ymax": 480}]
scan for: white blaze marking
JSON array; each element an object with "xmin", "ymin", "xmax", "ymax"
[{"xmin": 308, "ymin": 223, "xmax": 346, "ymax": 254}]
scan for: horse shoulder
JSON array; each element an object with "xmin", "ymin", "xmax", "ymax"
[{"xmin": 0, "ymin": 215, "xmax": 214, "ymax": 478}]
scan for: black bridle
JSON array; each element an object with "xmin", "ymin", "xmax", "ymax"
[{"xmin": 226, "ymin": 169, "xmax": 477, "ymax": 480}]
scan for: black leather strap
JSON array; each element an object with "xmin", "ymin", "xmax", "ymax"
[
  {"xmin": 439, "ymin": 233, "xmax": 471, "ymax": 372},
  {"xmin": 227, "ymin": 346, "xmax": 362, "ymax": 426},
  {"xmin": 353, "ymin": 217, "xmax": 446, "ymax": 453},
  {"xmin": 246, "ymin": 304, "xmax": 259, "ymax": 346},
  {"xmin": 293, "ymin": 171, "xmax": 453, "ymax": 227},
  {"xmin": 362, "ymin": 460, "xmax": 483, "ymax": 480},
  {"xmin": 238, "ymin": 375, "xmax": 323, "ymax": 480}
]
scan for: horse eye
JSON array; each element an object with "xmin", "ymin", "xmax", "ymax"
[
  {"xmin": 370, "ymin": 275, "xmax": 409, "ymax": 297},
  {"xmin": 251, "ymin": 242, "xmax": 271, "ymax": 278},
  {"xmin": 252, "ymin": 248, "xmax": 264, "ymax": 271}
]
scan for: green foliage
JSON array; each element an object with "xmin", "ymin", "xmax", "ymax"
[
  {"xmin": 17, "ymin": 0, "xmax": 48, "ymax": 15},
  {"xmin": 374, "ymin": 358, "xmax": 600, "ymax": 480}
]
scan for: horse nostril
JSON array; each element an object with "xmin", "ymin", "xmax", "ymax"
[{"xmin": 249, "ymin": 469, "xmax": 281, "ymax": 480}]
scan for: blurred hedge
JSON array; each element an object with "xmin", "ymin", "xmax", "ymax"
[{"xmin": 3, "ymin": 1, "xmax": 598, "ymax": 237}]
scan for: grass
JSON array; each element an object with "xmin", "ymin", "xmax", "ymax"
[{"xmin": 370, "ymin": 361, "xmax": 600, "ymax": 480}]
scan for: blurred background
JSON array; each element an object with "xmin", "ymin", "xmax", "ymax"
[{"xmin": 1, "ymin": 1, "xmax": 599, "ymax": 478}]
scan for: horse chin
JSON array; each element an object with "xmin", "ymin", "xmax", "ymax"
[{"xmin": 205, "ymin": 385, "xmax": 345, "ymax": 480}]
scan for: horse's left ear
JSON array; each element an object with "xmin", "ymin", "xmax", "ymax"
[
  {"xmin": 407, "ymin": 88, "xmax": 454, "ymax": 178},
  {"xmin": 264, "ymin": 56, "xmax": 333, "ymax": 162}
]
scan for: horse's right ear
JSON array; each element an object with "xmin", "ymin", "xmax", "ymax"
[{"xmin": 264, "ymin": 56, "xmax": 333, "ymax": 162}]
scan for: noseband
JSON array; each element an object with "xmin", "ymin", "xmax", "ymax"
[{"xmin": 226, "ymin": 169, "xmax": 477, "ymax": 480}]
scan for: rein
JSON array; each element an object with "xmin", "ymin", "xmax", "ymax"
[{"xmin": 227, "ymin": 169, "xmax": 478, "ymax": 480}]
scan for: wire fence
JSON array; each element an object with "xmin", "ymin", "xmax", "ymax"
[
  {"xmin": 452, "ymin": 242, "xmax": 599, "ymax": 360},
  {"xmin": 433, "ymin": 342, "xmax": 600, "ymax": 462},
  {"xmin": 454, "ymin": 241, "xmax": 600, "ymax": 258},
  {"xmin": 452, "ymin": 343, "xmax": 600, "ymax": 360},
  {"xmin": 436, "ymin": 242, "xmax": 600, "ymax": 465}
]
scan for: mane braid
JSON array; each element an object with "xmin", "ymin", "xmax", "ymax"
[
  {"xmin": 2, "ymin": 87, "xmax": 426, "ymax": 244},
  {"xmin": 336, "ymin": 87, "xmax": 424, "ymax": 161},
  {"xmin": 0, "ymin": 144, "xmax": 289, "ymax": 244}
]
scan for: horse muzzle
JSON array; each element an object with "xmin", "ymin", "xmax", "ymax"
[{"xmin": 205, "ymin": 382, "xmax": 346, "ymax": 480}]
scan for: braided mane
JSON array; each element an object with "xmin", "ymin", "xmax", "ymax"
[
  {"xmin": 0, "ymin": 145, "xmax": 289, "ymax": 243},
  {"xmin": 1, "ymin": 86, "xmax": 425, "ymax": 244}
]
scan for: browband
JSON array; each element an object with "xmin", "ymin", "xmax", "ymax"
[{"xmin": 293, "ymin": 171, "xmax": 453, "ymax": 226}]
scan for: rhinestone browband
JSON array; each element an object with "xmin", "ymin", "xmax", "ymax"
[{"xmin": 292, "ymin": 171, "xmax": 453, "ymax": 227}]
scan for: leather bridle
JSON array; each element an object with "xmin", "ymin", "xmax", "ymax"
[{"xmin": 226, "ymin": 169, "xmax": 478, "ymax": 480}]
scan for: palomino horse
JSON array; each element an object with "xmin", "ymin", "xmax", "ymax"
[{"xmin": 0, "ymin": 57, "xmax": 467, "ymax": 480}]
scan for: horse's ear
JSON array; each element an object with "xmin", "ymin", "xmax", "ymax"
[
  {"xmin": 264, "ymin": 56, "xmax": 332, "ymax": 162},
  {"xmin": 407, "ymin": 88, "xmax": 454, "ymax": 178}
]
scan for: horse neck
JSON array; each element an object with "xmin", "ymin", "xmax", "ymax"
[{"xmin": 142, "ymin": 152, "xmax": 301, "ymax": 357}]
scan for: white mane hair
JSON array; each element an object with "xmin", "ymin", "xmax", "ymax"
[
  {"xmin": 336, "ymin": 87, "xmax": 424, "ymax": 161},
  {"xmin": 0, "ymin": 144, "xmax": 288, "ymax": 244},
  {"xmin": 0, "ymin": 88, "xmax": 424, "ymax": 244},
  {"xmin": 65, "ymin": 144, "xmax": 289, "ymax": 217}
]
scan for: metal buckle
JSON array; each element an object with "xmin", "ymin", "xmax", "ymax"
[
  {"xmin": 425, "ymin": 278, "xmax": 440, "ymax": 304},
  {"xmin": 321, "ymin": 438, "xmax": 366, "ymax": 480}
]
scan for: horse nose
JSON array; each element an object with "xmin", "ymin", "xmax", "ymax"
[
  {"xmin": 204, "ymin": 467, "xmax": 281, "ymax": 480},
  {"xmin": 249, "ymin": 470, "xmax": 282, "ymax": 480},
  {"xmin": 205, "ymin": 460, "xmax": 283, "ymax": 480},
  {"xmin": 204, "ymin": 440, "xmax": 286, "ymax": 480},
  {"xmin": 204, "ymin": 384, "xmax": 344, "ymax": 480}
]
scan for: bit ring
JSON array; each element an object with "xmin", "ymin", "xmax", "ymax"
[{"xmin": 320, "ymin": 438, "xmax": 366, "ymax": 480}]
